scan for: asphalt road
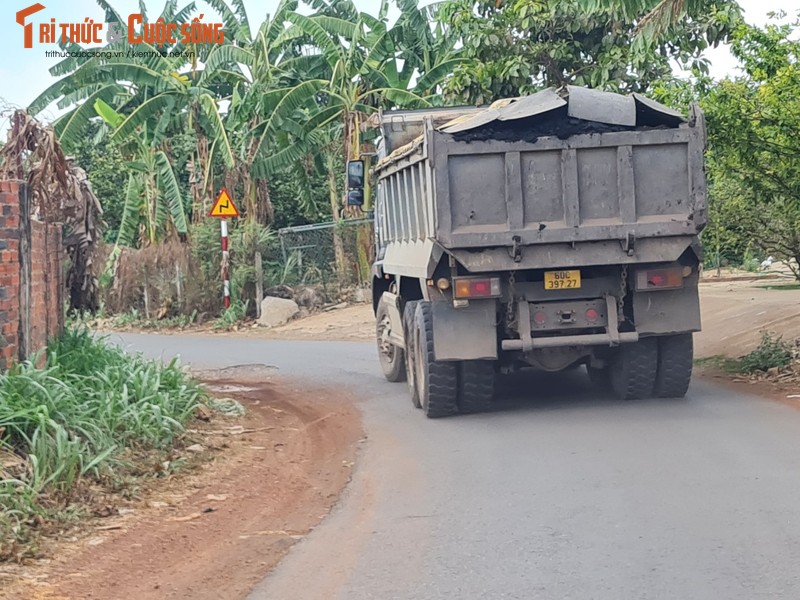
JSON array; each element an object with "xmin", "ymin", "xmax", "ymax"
[{"xmin": 114, "ymin": 333, "xmax": 800, "ymax": 600}]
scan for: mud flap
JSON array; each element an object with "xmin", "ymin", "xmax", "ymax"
[
  {"xmin": 431, "ymin": 300, "xmax": 498, "ymax": 361},
  {"xmin": 633, "ymin": 283, "xmax": 701, "ymax": 335}
]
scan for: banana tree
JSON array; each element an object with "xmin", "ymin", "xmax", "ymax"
[
  {"xmin": 199, "ymin": 0, "xmax": 326, "ymax": 222},
  {"xmin": 28, "ymin": 0, "xmax": 235, "ymax": 227},
  {"xmin": 94, "ymin": 99, "xmax": 188, "ymax": 247}
]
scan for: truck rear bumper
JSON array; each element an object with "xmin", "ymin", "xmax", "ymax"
[
  {"xmin": 505, "ymin": 294, "xmax": 636, "ymax": 352},
  {"xmin": 501, "ymin": 332, "xmax": 639, "ymax": 351}
]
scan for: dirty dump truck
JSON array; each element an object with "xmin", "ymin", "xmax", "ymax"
[{"xmin": 361, "ymin": 86, "xmax": 706, "ymax": 418}]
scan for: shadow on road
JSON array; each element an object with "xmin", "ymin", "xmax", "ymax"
[{"xmin": 490, "ymin": 367, "xmax": 689, "ymax": 415}]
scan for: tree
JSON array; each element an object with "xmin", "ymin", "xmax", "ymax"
[
  {"xmin": 28, "ymin": 1, "xmax": 235, "ymax": 243},
  {"xmin": 438, "ymin": 0, "xmax": 741, "ymax": 104},
  {"xmin": 582, "ymin": 0, "xmax": 731, "ymax": 39},
  {"xmin": 69, "ymin": 122, "xmax": 129, "ymax": 242},
  {"xmin": 701, "ymin": 16, "xmax": 800, "ymax": 278}
]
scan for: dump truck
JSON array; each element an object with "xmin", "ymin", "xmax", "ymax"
[{"xmin": 350, "ymin": 86, "xmax": 706, "ymax": 418}]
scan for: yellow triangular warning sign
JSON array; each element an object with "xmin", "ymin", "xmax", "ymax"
[{"xmin": 208, "ymin": 188, "xmax": 239, "ymax": 218}]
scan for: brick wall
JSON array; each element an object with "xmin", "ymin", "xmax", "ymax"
[
  {"xmin": 0, "ymin": 181, "xmax": 64, "ymax": 370},
  {"xmin": 0, "ymin": 182, "xmax": 21, "ymax": 370}
]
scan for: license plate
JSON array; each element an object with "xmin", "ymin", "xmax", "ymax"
[{"xmin": 544, "ymin": 270, "xmax": 581, "ymax": 290}]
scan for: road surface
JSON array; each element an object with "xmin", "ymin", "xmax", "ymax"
[{"xmin": 114, "ymin": 333, "xmax": 800, "ymax": 600}]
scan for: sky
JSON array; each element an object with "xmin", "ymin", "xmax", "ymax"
[{"xmin": 0, "ymin": 0, "xmax": 796, "ymax": 128}]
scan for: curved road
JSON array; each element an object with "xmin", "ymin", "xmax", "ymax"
[{"xmin": 116, "ymin": 333, "xmax": 800, "ymax": 600}]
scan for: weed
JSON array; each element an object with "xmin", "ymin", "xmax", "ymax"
[
  {"xmin": 213, "ymin": 298, "xmax": 250, "ymax": 331},
  {"xmin": 111, "ymin": 308, "xmax": 141, "ymax": 327},
  {"xmin": 737, "ymin": 332, "xmax": 794, "ymax": 373},
  {"xmin": 0, "ymin": 327, "xmax": 207, "ymax": 560}
]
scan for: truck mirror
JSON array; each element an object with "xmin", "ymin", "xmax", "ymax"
[
  {"xmin": 347, "ymin": 189, "xmax": 364, "ymax": 206},
  {"xmin": 347, "ymin": 160, "xmax": 365, "ymax": 189}
]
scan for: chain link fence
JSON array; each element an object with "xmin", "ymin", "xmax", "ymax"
[{"xmin": 278, "ymin": 218, "xmax": 374, "ymax": 293}]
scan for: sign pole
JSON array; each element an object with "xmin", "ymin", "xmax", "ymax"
[
  {"xmin": 221, "ymin": 218, "xmax": 230, "ymax": 309},
  {"xmin": 208, "ymin": 188, "xmax": 239, "ymax": 311}
]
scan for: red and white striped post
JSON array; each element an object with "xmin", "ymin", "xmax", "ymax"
[
  {"xmin": 209, "ymin": 188, "xmax": 239, "ymax": 311},
  {"xmin": 220, "ymin": 218, "xmax": 231, "ymax": 309}
]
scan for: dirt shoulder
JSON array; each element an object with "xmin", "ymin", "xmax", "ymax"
[
  {"xmin": 250, "ymin": 303, "xmax": 374, "ymax": 342},
  {"xmin": 1, "ymin": 375, "xmax": 362, "ymax": 600},
  {"xmin": 695, "ymin": 280, "xmax": 800, "ymax": 359}
]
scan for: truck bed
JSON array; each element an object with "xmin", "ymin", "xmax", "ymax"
[{"xmin": 373, "ymin": 87, "xmax": 707, "ymax": 277}]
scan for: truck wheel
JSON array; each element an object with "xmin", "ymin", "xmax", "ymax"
[
  {"xmin": 609, "ymin": 338, "xmax": 657, "ymax": 400},
  {"xmin": 458, "ymin": 361, "xmax": 495, "ymax": 413},
  {"xmin": 376, "ymin": 301, "xmax": 405, "ymax": 383},
  {"xmin": 414, "ymin": 302, "xmax": 458, "ymax": 418},
  {"xmin": 653, "ymin": 334, "xmax": 693, "ymax": 398},
  {"xmin": 403, "ymin": 301, "xmax": 421, "ymax": 408}
]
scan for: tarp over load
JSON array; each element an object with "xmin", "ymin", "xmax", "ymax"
[{"xmin": 376, "ymin": 86, "xmax": 687, "ymax": 167}]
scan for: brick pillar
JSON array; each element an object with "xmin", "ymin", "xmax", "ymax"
[{"xmin": 0, "ymin": 181, "xmax": 21, "ymax": 370}]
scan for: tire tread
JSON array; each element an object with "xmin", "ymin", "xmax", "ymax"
[
  {"xmin": 610, "ymin": 338, "xmax": 657, "ymax": 400},
  {"xmin": 458, "ymin": 361, "xmax": 494, "ymax": 413},
  {"xmin": 654, "ymin": 334, "xmax": 693, "ymax": 398},
  {"xmin": 416, "ymin": 302, "xmax": 458, "ymax": 418}
]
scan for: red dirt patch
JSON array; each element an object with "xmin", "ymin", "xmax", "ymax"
[{"xmin": 1, "ymin": 377, "xmax": 362, "ymax": 600}]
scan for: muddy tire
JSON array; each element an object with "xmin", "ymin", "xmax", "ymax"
[
  {"xmin": 376, "ymin": 301, "xmax": 405, "ymax": 383},
  {"xmin": 653, "ymin": 334, "xmax": 694, "ymax": 398},
  {"xmin": 457, "ymin": 361, "xmax": 495, "ymax": 414},
  {"xmin": 609, "ymin": 338, "xmax": 657, "ymax": 400},
  {"xmin": 403, "ymin": 301, "xmax": 421, "ymax": 408},
  {"xmin": 414, "ymin": 302, "xmax": 458, "ymax": 418}
]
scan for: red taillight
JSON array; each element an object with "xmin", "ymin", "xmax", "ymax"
[
  {"xmin": 453, "ymin": 277, "xmax": 502, "ymax": 299},
  {"xmin": 533, "ymin": 311, "xmax": 547, "ymax": 325},
  {"xmin": 636, "ymin": 267, "xmax": 685, "ymax": 290},
  {"xmin": 585, "ymin": 308, "xmax": 599, "ymax": 322},
  {"xmin": 473, "ymin": 281, "xmax": 490, "ymax": 295}
]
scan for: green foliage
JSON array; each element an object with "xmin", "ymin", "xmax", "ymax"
[
  {"xmin": 581, "ymin": 0, "xmax": 737, "ymax": 41},
  {"xmin": 737, "ymin": 332, "xmax": 794, "ymax": 374},
  {"xmin": 438, "ymin": 0, "xmax": 741, "ymax": 104},
  {"xmin": 701, "ymin": 15, "xmax": 800, "ymax": 279},
  {"xmin": 68, "ymin": 123, "xmax": 128, "ymax": 242},
  {"xmin": 0, "ymin": 328, "xmax": 206, "ymax": 557},
  {"xmin": 214, "ymin": 298, "xmax": 250, "ymax": 330}
]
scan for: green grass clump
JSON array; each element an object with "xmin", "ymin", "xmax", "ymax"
[
  {"xmin": 738, "ymin": 333, "xmax": 794, "ymax": 374},
  {"xmin": 0, "ymin": 328, "xmax": 207, "ymax": 560},
  {"xmin": 695, "ymin": 333, "xmax": 797, "ymax": 376}
]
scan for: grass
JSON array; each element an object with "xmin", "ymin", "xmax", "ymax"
[
  {"xmin": 758, "ymin": 284, "xmax": 800, "ymax": 291},
  {"xmin": 0, "ymin": 328, "xmax": 207, "ymax": 561},
  {"xmin": 213, "ymin": 298, "xmax": 250, "ymax": 331},
  {"xmin": 696, "ymin": 332, "xmax": 796, "ymax": 375},
  {"xmin": 694, "ymin": 355, "xmax": 741, "ymax": 373}
]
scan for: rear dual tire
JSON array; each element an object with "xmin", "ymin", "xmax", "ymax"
[
  {"xmin": 414, "ymin": 302, "xmax": 459, "ymax": 418},
  {"xmin": 606, "ymin": 334, "xmax": 693, "ymax": 400},
  {"xmin": 458, "ymin": 361, "xmax": 495, "ymax": 414},
  {"xmin": 654, "ymin": 333, "xmax": 693, "ymax": 398},
  {"xmin": 381, "ymin": 299, "xmax": 497, "ymax": 417},
  {"xmin": 610, "ymin": 337, "xmax": 658, "ymax": 400}
]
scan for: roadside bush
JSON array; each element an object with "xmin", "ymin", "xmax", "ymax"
[
  {"xmin": 0, "ymin": 328, "xmax": 206, "ymax": 559},
  {"xmin": 738, "ymin": 332, "xmax": 794, "ymax": 373}
]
